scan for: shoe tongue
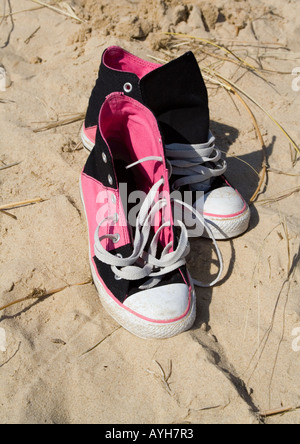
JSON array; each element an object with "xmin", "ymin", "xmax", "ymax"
[{"xmin": 141, "ymin": 51, "xmax": 210, "ymax": 145}]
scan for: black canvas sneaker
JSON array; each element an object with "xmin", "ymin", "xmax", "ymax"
[{"xmin": 80, "ymin": 92, "xmax": 198, "ymax": 339}]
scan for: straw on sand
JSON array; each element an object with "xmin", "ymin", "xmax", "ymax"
[
  {"xmin": 33, "ymin": 112, "xmax": 85, "ymax": 133},
  {"xmin": 256, "ymin": 186, "xmax": 300, "ymax": 206},
  {"xmin": 27, "ymin": 0, "xmax": 85, "ymax": 23},
  {"xmin": 213, "ymin": 71, "xmax": 300, "ymax": 156},
  {"xmin": 0, "ymin": 161, "xmax": 22, "ymax": 171},
  {"xmin": 0, "ymin": 197, "xmax": 44, "ymax": 211},
  {"xmin": 0, "ymin": 5, "xmax": 44, "ymax": 19},
  {"xmin": 259, "ymin": 406, "xmax": 300, "ymax": 418},
  {"xmin": 0, "ymin": 279, "xmax": 92, "ymax": 313},
  {"xmin": 164, "ymin": 32, "xmax": 259, "ymax": 72}
]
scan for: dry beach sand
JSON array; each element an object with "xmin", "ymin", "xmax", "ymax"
[{"xmin": 0, "ymin": 0, "xmax": 300, "ymax": 424}]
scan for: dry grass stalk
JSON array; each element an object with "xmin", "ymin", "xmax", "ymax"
[
  {"xmin": 256, "ymin": 186, "xmax": 300, "ymax": 205},
  {"xmin": 225, "ymin": 81, "xmax": 268, "ymax": 202},
  {"xmin": 268, "ymin": 168, "xmax": 300, "ymax": 177},
  {"xmin": 198, "ymin": 47, "xmax": 290, "ymax": 76},
  {"xmin": 0, "ymin": 6, "xmax": 43, "ymax": 18},
  {"xmin": 0, "ymin": 197, "xmax": 44, "ymax": 211},
  {"xmin": 81, "ymin": 326, "xmax": 122, "ymax": 356},
  {"xmin": 0, "ymin": 279, "xmax": 92, "ymax": 313},
  {"xmin": 0, "ymin": 161, "xmax": 22, "ymax": 171},
  {"xmin": 289, "ymin": 143, "xmax": 298, "ymax": 167},
  {"xmin": 219, "ymin": 150, "xmax": 260, "ymax": 178},
  {"xmin": 282, "ymin": 217, "xmax": 291, "ymax": 278},
  {"xmin": 260, "ymin": 406, "xmax": 300, "ymax": 418},
  {"xmin": 211, "ymin": 71, "xmax": 300, "ymax": 156},
  {"xmin": 164, "ymin": 32, "xmax": 259, "ymax": 72},
  {"xmin": 210, "ymin": 39, "xmax": 288, "ymax": 50},
  {"xmin": 33, "ymin": 112, "xmax": 85, "ymax": 132},
  {"xmin": 0, "ymin": 210, "xmax": 17, "ymax": 220},
  {"xmin": 146, "ymin": 360, "xmax": 173, "ymax": 396},
  {"xmin": 27, "ymin": 0, "xmax": 85, "ymax": 23},
  {"xmin": 0, "ymin": 99, "xmax": 15, "ymax": 104},
  {"xmin": 24, "ymin": 26, "xmax": 41, "ymax": 44}
]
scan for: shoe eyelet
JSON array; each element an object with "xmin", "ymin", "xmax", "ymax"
[
  {"xmin": 102, "ymin": 152, "xmax": 107, "ymax": 163},
  {"xmin": 108, "ymin": 174, "xmax": 113, "ymax": 185},
  {"xmin": 111, "ymin": 194, "xmax": 116, "ymax": 205},
  {"xmin": 123, "ymin": 82, "xmax": 133, "ymax": 94}
]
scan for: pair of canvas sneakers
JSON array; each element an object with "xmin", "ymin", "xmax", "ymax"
[{"xmin": 80, "ymin": 46, "xmax": 251, "ymax": 339}]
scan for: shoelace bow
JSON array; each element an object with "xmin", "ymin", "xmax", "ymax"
[{"xmin": 94, "ymin": 157, "xmax": 223, "ymax": 290}]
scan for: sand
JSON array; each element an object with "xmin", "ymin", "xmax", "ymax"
[{"xmin": 0, "ymin": 0, "xmax": 299, "ymax": 424}]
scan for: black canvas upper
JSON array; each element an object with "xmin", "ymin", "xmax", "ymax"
[
  {"xmin": 85, "ymin": 60, "xmax": 143, "ymax": 128},
  {"xmin": 141, "ymin": 52, "xmax": 209, "ymax": 145},
  {"xmin": 85, "ymin": 50, "xmax": 210, "ymax": 145},
  {"xmin": 83, "ymin": 125, "xmax": 118, "ymax": 189}
]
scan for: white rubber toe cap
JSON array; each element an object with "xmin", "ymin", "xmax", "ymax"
[
  {"xmin": 202, "ymin": 186, "xmax": 247, "ymax": 217},
  {"xmin": 191, "ymin": 186, "xmax": 251, "ymax": 240},
  {"xmin": 123, "ymin": 284, "xmax": 190, "ymax": 322}
]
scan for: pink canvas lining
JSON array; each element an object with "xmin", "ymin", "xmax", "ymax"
[
  {"xmin": 92, "ymin": 258, "xmax": 193, "ymax": 324},
  {"xmin": 99, "ymin": 92, "xmax": 174, "ymax": 248},
  {"xmin": 103, "ymin": 46, "xmax": 161, "ymax": 79},
  {"xmin": 99, "ymin": 93, "xmax": 166, "ymax": 187}
]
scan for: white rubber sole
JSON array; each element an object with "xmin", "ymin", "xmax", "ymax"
[
  {"xmin": 188, "ymin": 206, "xmax": 251, "ymax": 240},
  {"xmin": 91, "ymin": 262, "xmax": 196, "ymax": 339},
  {"xmin": 79, "ymin": 178, "xmax": 196, "ymax": 339},
  {"xmin": 81, "ymin": 126, "xmax": 95, "ymax": 152},
  {"xmin": 205, "ymin": 206, "xmax": 251, "ymax": 240}
]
